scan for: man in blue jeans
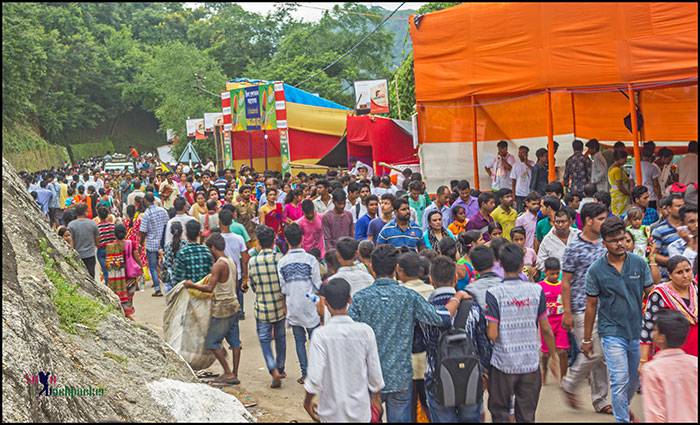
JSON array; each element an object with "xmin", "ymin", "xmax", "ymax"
[
  {"xmin": 349, "ymin": 244, "xmax": 473, "ymax": 423},
  {"xmin": 583, "ymin": 217, "xmax": 653, "ymax": 423},
  {"xmin": 248, "ymin": 225, "xmax": 287, "ymax": 388},
  {"xmin": 278, "ymin": 223, "xmax": 322, "ymax": 384},
  {"xmin": 139, "ymin": 192, "xmax": 169, "ymax": 296}
]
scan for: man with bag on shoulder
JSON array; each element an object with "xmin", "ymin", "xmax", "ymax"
[
  {"xmin": 418, "ymin": 255, "xmax": 492, "ymax": 423},
  {"xmin": 184, "ymin": 232, "xmax": 242, "ymax": 386}
]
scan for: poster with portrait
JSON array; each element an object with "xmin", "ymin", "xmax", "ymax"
[
  {"xmin": 204, "ymin": 113, "xmax": 223, "ymax": 132},
  {"xmin": 354, "ymin": 79, "xmax": 390, "ymax": 114},
  {"xmin": 230, "ymin": 87, "xmax": 247, "ymax": 131},
  {"xmin": 259, "ymin": 83, "xmax": 277, "ymax": 130},
  {"xmin": 186, "ymin": 118, "xmax": 206, "ymax": 139}
]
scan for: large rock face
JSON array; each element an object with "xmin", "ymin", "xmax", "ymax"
[{"xmin": 1, "ymin": 159, "xmax": 251, "ymax": 422}]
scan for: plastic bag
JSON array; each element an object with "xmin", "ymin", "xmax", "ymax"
[{"xmin": 163, "ymin": 280, "xmax": 215, "ymax": 370}]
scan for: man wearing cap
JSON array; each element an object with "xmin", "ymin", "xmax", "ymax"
[{"xmin": 304, "ymin": 277, "xmax": 385, "ymax": 423}]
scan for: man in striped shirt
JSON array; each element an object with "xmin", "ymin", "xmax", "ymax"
[
  {"xmin": 377, "ymin": 198, "xmax": 424, "ymax": 251},
  {"xmin": 214, "ymin": 169, "xmax": 229, "ymax": 200}
]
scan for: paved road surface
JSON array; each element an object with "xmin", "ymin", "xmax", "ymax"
[{"xmin": 129, "ymin": 282, "xmax": 644, "ymax": 422}]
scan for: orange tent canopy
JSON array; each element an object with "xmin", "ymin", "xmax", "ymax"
[
  {"xmin": 409, "ymin": 2, "xmax": 697, "ymax": 189},
  {"xmin": 411, "ymin": 2, "xmax": 697, "ymax": 100}
]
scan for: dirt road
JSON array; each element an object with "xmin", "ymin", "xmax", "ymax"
[{"xmin": 130, "ymin": 284, "xmax": 644, "ymax": 422}]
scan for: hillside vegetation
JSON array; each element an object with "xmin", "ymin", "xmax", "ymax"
[{"xmin": 3, "ymin": 3, "xmax": 404, "ymax": 166}]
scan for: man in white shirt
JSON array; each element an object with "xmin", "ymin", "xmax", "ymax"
[
  {"xmin": 344, "ymin": 182, "xmax": 366, "ymax": 223},
  {"xmin": 510, "ymin": 145, "xmax": 535, "ymax": 212},
  {"xmin": 586, "ymin": 139, "xmax": 609, "ymax": 193},
  {"xmin": 677, "ymin": 141, "xmax": 698, "ymax": 185},
  {"xmin": 313, "ymin": 179, "xmax": 334, "ymax": 214},
  {"xmin": 485, "ymin": 140, "xmax": 515, "ymax": 191},
  {"xmin": 304, "ymin": 277, "xmax": 384, "ymax": 423},
  {"xmin": 635, "ymin": 143, "xmax": 663, "ymax": 209},
  {"xmin": 536, "ymin": 209, "xmax": 580, "ymax": 271},
  {"xmin": 164, "ymin": 197, "xmax": 195, "ymax": 246},
  {"xmin": 278, "ymin": 223, "xmax": 323, "ymax": 382}
]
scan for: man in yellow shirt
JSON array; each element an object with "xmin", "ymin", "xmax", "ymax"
[{"xmin": 490, "ymin": 188, "xmax": 518, "ymax": 241}]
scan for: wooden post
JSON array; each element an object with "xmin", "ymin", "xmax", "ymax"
[
  {"xmin": 546, "ymin": 90, "xmax": 556, "ymax": 182},
  {"xmin": 628, "ymin": 84, "xmax": 642, "ymax": 183},
  {"xmin": 471, "ymin": 95, "xmax": 480, "ymax": 190}
]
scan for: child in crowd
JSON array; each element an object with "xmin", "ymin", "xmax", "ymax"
[
  {"xmin": 625, "ymin": 206, "xmax": 649, "ymax": 258},
  {"xmin": 486, "ymin": 221, "xmax": 503, "ymax": 244},
  {"xmin": 357, "ymin": 240, "xmax": 374, "ymax": 274},
  {"xmin": 511, "ymin": 226, "xmax": 537, "ymax": 281},
  {"xmin": 448, "ymin": 205, "xmax": 468, "ymax": 236},
  {"xmin": 538, "ymin": 257, "xmax": 569, "ymax": 383},
  {"xmin": 578, "ymin": 183, "xmax": 597, "ymax": 212}
]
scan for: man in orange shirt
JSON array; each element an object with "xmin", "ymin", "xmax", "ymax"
[{"xmin": 129, "ymin": 145, "xmax": 139, "ymax": 170}]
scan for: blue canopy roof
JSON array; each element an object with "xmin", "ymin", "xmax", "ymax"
[{"xmin": 227, "ymin": 78, "xmax": 350, "ymax": 111}]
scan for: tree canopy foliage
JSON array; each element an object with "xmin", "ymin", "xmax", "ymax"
[{"xmin": 3, "ymin": 2, "xmax": 399, "ymax": 148}]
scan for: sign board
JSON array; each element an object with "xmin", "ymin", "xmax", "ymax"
[
  {"xmin": 178, "ymin": 141, "xmax": 202, "ymax": 164},
  {"xmin": 204, "ymin": 113, "xmax": 223, "ymax": 132},
  {"xmin": 354, "ymin": 79, "xmax": 390, "ymax": 114},
  {"xmin": 186, "ymin": 118, "xmax": 206, "ymax": 140},
  {"xmin": 223, "ymin": 131, "xmax": 233, "ymax": 169},
  {"xmin": 279, "ymin": 128, "xmax": 291, "ymax": 177},
  {"xmin": 245, "ymin": 86, "xmax": 261, "ymax": 130}
]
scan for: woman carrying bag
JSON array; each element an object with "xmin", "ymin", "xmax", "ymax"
[{"xmin": 106, "ymin": 223, "xmax": 143, "ymax": 319}]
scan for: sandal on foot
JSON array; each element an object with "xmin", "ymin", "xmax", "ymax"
[
  {"xmin": 270, "ymin": 379, "xmax": 282, "ymax": 389},
  {"xmin": 596, "ymin": 405, "xmax": 613, "ymax": 415},
  {"xmin": 297, "ymin": 377, "xmax": 305, "ymax": 385},
  {"xmin": 210, "ymin": 376, "xmax": 240, "ymax": 386}
]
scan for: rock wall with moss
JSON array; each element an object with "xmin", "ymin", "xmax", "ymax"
[
  {"xmin": 2, "ymin": 124, "xmax": 70, "ymax": 172},
  {"xmin": 1, "ymin": 158, "xmax": 199, "ymax": 422}
]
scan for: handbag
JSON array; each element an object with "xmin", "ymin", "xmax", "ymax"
[{"xmin": 125, "ymin": 240, "xmax": 142, "ymax": 279}]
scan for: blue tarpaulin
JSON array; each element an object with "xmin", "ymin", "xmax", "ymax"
[{"xmin": 227, "ymin": 78, "xmax": 350, "ymax": 110}]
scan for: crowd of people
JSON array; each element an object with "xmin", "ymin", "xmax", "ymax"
[{"xmin": 21, "ymin": 138, "xmax": 698, "ymax": 423}]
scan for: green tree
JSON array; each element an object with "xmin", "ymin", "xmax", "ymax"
[
  {"xmin": 389, "ymin": 2, "xmax": 460, "ymax": 120},
  {"xmin": 248, "ymin": 3, "xmax": 395, "ymax": 106},
  {"xmin": 132, "ymin": 41, "xmax": 225, "ymax": 144}
]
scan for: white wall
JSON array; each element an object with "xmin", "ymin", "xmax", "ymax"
[{"xmin": 419, "ymin": 135, "xmax": 577, "ymax": 193}]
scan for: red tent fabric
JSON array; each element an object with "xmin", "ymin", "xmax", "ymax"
[{"xmin": 346, "ymin": 116, "xmax": 418, "ymax": 176}]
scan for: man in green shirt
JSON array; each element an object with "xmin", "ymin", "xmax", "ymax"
[{"xmin": 408, "ymin": 180, "xmax": 430, "ymax": 224}]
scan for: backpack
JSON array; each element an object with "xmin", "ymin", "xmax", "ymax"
[{"xmin": 432, "ymin": 300, "xmax": 483, "ymax": 407}]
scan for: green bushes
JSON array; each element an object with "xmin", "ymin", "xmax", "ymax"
[
  {"xmin": 39, "ymin": 239, "xmax": 115, "ymax": 335},
  {"xmin": 69, "ymin": 139, "xmax": 116, "ymax": 161},
  {"xmin": 2, "ymin": 123, "xmax": 69, "ymax": 171}
]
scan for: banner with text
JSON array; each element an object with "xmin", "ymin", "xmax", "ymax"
[{"xmin": 245, "ymin": 86, "xmax": 261, "ymax": 130}]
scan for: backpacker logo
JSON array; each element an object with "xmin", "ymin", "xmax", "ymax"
[{"xmin": 24, "ymin": 371, "xmax": 105, "ymax": 398}]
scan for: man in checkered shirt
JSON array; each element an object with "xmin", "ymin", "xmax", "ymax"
[
  {"xmin": 140, "ymin": 192, "xmax": 171, "ymax": 296},
  {"xmin": 248, "ymin": 225, "xmax": 287, "ymax": 388},
  {"xmin": 172, "ymin": 220, "xmax": 213, "ymax": 287}
]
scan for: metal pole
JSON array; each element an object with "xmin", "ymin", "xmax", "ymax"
[
  {"xmin": 546, "ymin": 90, "xmax": 556, "ymax": 182},
  {"xmin": 248, "ymin": 132, "xmax": 253, "ymax": 169},
  {"xmin": 570, "ymin": 92, "xmax": 576, "ymax": 138},
  {"xmin": 263, "ymin": 131, "xmax": 269, "ymax": 170},
  {"xmin": 471, "ymin": 95, "xmax": 480, "ymax": 190},
  {"xmin": 628, "ymin": 84, "xmax": 642, "ymax": 184}
]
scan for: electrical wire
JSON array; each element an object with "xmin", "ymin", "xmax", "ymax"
[{"xmin": 297, "ymin": 2, "xmax": 406, "ymax": 89}]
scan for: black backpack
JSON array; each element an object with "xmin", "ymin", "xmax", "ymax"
[{"xmin": 432, "ymin": 299, "xmax": 483, "ymax": 407}]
